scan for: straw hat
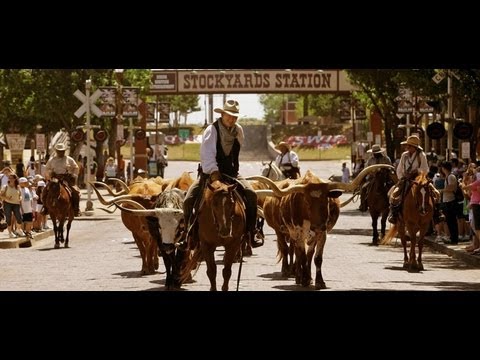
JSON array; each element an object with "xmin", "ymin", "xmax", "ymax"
[
  {"xmin": 274, "ymin": 141, "xmax": 291, "ymax": 152},
  {"xmin": 55, "ymin": 143, "xmax": 67, "ymax": 152},
  {"xmin": 401, "ymin": 135, "xmax": 423, "ymax": 151},
  {"xmin": 213, "ymin": 99, "xmax": 242, "ymax": 117},
  {"xmin": 367, "ymin": 144, "xmax": 384, "ymax": 154}
]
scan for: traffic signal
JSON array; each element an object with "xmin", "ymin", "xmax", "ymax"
[
  {"xmin": 71, "ymin": 129, "xmax": 85, "ymax": 142},
  {"xmin": 135, "ymin": 129, "xmax": 146, "ymax": 141},
  {"xmin": 94, "ymin": 129, "xmax": 108, "ymax": 142}
]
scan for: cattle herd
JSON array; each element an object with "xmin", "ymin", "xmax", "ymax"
[{"xmin": 88, "ymin": 164, "xmax": 396, "ymax": 291}]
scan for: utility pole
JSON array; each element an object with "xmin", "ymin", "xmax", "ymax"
[{"xmin": 447, "ymin": 71, "xmax": 453, "ymax": 161}]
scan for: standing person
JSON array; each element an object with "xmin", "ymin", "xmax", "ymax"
[
  {"xmin": 117, "ymin": 154, "xmax": 125, "ymax": 181},
  {"xmin": 359, "ymin": 144, "xmax": 392, "ymax": 212},
  {"xmin": 104, "ymin": 157, "xmax": 117, "ymax": 187},
  {"xmin": 341, "ymin": 162, "xmax": 350, "ymax": 183},
  {"xmin": 182, "ymin": 99, "xmax": 263, "ymax": 248},
  {"xmin": 0, "ymin": 174, "xmax": 23, "ymax": 238},
  {"xmin": 439, "ymin": 161, "xmax": 459, "ymax": 244},
  {"xmin": 274, "ymin": 141, "xmax": 301, "ymax": 179},
  {"xmin": 157, "ymin": 146, "xmax": 168, "ymax": 178},
  {"xmin": 16, "ymin": 158, "xmax": 25, "ymax": 178},
  {"xmin": 388, "ymin": 135, "xmax": 434, "ymax": 224},
  {"xmin": 44, "ymin": 143, "xmax": 81, "ymax": 217},
  {"xmin": 18, "ymin": 177, "xmax": 35, "ymax": 240}
]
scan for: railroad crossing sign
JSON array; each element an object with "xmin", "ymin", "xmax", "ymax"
[{"xmin": 74, "ymin": 89, "xmax": 103, "ymax": 118}]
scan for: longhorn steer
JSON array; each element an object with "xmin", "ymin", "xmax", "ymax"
[
  {"xmin": 251, "ymin": 164, "xmax": 392, "ymax": 289},
  {"xmin": 115, "ymin": 188, "xmax": 186, "ymax": 289},
  {"xmin": 89, "ymin": 172, "xmax": 193, "ymax": 275}
]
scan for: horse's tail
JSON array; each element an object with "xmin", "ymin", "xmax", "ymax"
[
  {"xmin": 380, "ymin": 224, "xmax": 398, "ymax": 245},
  {"xmin": 180, "ymin": 245, "xmax": 202, "ymax": 284}
]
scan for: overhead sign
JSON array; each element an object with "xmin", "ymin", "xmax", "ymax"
[
  {"xmin": 158, "ymin": 102, "xmax": 170, "ymax": 123},
  {"xmin": 150, "ymin": 69, "xmax": 358, "ymax": 94},
  {"xmin": 6, "ymin": 134, "xmax": 27, "ymax": 151},
  {"xmin": 97, "ymin": 87, "xmax": 140, "ymax": 118},
  {"xmin": 74, "ymin": 89, "xmax": 103, "ymax": 118}
]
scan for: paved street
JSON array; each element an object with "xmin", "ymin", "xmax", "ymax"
[{"xmin": 1, "ymin": 160, "xmax": 480, "ymax": 291}]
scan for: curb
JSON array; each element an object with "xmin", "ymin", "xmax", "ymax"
[
  {"xmin": 0, "ymin": 229, "xmax": 54, "ymax": 249},
  {"xmin": 424, "ymin": 237, "xmax": 480, "ymax": 268}
]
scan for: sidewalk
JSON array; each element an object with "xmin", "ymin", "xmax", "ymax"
[
  {"xmin": 0, "ymin": 187, "xmax": 119, "ymax": 249},
  {"xmin": 423, "ymin": 236, "xmax": 480, "ymax": 267}
]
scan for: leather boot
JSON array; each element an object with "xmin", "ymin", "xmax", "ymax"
[
  {"xmin": 388, "ymin": 205, "xmax": 400, "ymax": 224},
  {"xmin": 248, "ymin": 228, "xmax": 264, "ymax": 248}
]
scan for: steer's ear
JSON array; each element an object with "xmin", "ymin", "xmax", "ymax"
[{"xmin": 328, "ymin": 190, "xmax": 343, "ymax": 198}]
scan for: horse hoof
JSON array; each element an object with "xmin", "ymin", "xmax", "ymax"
[
  {"xmin": 54, "ymin": 244, "xmax": 60, "ymax": 249},
  {"xmin": 315, "ymin": 282, "xmax": 327, "ymax": 290}
]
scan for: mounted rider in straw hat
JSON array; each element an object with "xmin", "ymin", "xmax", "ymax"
[
  {"xmin": 44, "ymin": 143, "xmax": 81, "ymax": 217},
  {"xmin": 358, "ymin": 144, "xmax": 392, "ymax": 212},
  {"xmin": 274, "ymin": 141, "xmax": 301, "ymax": 179},
  {"xmin": 387, "ymin": 135, "xmax": 441, "ymax": 224},
  {"xmin": 181, "ymin": 99, "xmax": 264, "ymax": 249}
]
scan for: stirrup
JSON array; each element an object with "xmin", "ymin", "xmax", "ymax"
[{"xmin": 249, "ymin": 231, "xmax": 264, "ymax": 248}]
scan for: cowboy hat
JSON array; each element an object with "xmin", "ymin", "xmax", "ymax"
[
  {"xmin": 401, "ymin": 135, "xmax": 423, "ymax": 151},
  {"xmin": 367, "ymin": 144, "xmax": 384, "ymax": 154},
  {"xmin": 213, "ymin": 99, "xmax": 243, "ymax": 117},
  {"xmin": 274, "ymin": 141, "xmax": 291, "ymax": 151},
  {"xmin": 55, "ymin": 143, "xmax": 67, "ymax": 152}
]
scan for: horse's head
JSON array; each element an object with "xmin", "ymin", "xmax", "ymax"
[
  {"xmin": 411, "ymin": 173, "xmax": 434, "ymax": 216},
  {"xmin": 206, "ymin": 180, "xmax": 238, "ymax": 238},
  {"xmin": 261, "ymin": 161, "xmax": 285, "ymax": 181}
]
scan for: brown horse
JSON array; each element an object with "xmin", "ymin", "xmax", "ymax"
[
  {"xmin": 43, "ymin": 175, "xmax": 75, "ymax": 249},
  {"xmin": 181, "ymin": 179, "xmax": 246, "ymax": 291},
  {"xmin": 365, "ymin": 167, "xmax": 397, "ymax": 245},
  {"xmin": 381, "ymin": 172, "xmax": 435, "ymax": 271}
]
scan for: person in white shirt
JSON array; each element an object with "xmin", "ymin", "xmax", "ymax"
[
  {"xmin": 274, "ymin": 142, "xmax": 300, "ymax": 179},
  {"xmin": 388, "ymin": 135, "xmax": 440, "ymax": 224},
  {"xmin": 181, "ymin": 99, "xmax": 263, "ymax": 249},
  {"xmin": 44, "ymin": 143, "xmax": 81, "ymax": 216}
]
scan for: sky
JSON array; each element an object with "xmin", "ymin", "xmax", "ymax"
[{"xmin": 187, "ymin": 94, "xmax": 265, "ymax": 124}]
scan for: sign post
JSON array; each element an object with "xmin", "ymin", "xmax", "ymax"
[{"xmin": 74, "ymin": 80, "xmax": 101, "ymax": 214}]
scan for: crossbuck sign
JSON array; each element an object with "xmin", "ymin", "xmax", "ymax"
[{"xmin": 74, "ymin": 89, "xmax": 103, "ymax": 118}]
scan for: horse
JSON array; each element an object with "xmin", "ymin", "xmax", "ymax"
[
  {"xmin": 181, "ymin": 179, "xmax": 246, "ymax": 291},
  {"xmin": 42, "ymin": 174, "xmax": 75, "ymax": 249},
  {"xmin": 261, "ymin": 161, "xmax": 286, "ymax": 181},
  {"xmin": 381, "ymin": 172, "xmax": 435, "ymax": 271},
  {"xmin": 364, "ymin": 166, "xmax": 397, "ymax": 245}
]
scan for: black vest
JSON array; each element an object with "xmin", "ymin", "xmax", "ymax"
[{"xmin": 213, "ymin": 120, "xmax": 240, "ymax": 178}]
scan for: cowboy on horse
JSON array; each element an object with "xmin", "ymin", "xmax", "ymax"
[
  {"xmin": 44, "ymin": 143, "xmax": 81, "ymax": 217},
  {"xmin": 388, "ymin": 135, "xmax": 442, "ymax": 224},
  {"xmin": 181, "ymin": 99, "xmax": 264, "ymax": 249},
  {"xmin": 358, "ymin": 144, "xmax": 393, "ymax": 212}
]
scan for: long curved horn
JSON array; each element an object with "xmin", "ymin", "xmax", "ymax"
[
  {"xmin": 109, "ymin": 178, "xmax": 130, "ymax": 193},
  {"xmin": 114, "ymin": 199, "xmax": 183, "ymax": 217},
  {"xmin": 327, "ymin": 164, "xmax": 395, "ymax": 192},
  {"xmin": 248, "ymin": 175, "xmax": 305, "ymax": 197},
  {"xmin": 90, "ymin": 183, "xmax": 136, "ymax": 205},
  {"xmin": 89, "ymin": 181, "xmax": 128, "ymax": 196},
  {"xmin": 339, "ymin": 194, "xmax": 356, "ymax": 208}
]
